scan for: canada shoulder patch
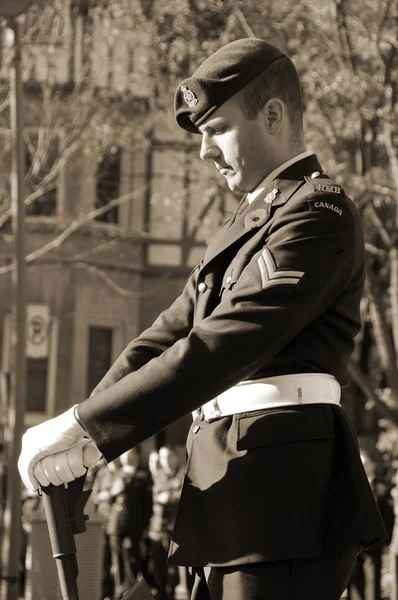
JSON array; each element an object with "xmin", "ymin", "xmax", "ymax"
[{"xmin": 307, "ymin": 198, "xmax": 343, "ymax": 216}]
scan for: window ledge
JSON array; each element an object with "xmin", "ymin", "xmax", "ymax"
[{"xmin": 89, "ymin": 221, "xmax": 123, "ymax": 232}]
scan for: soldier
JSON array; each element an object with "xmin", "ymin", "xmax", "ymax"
[
  {"xmin": 19, "ymin": 38, "xmax": 387, "ymax": 599},
  {"xmin": 147, "ymin": 446, "xmax": 184, "ymax": 600},
  {"xmin": 107, "ymin": 448, "xmax": 152, "ymax": 599},
  {"xmin": 91, "ymin": 457, "xmax": 122, "ymax": 600}
]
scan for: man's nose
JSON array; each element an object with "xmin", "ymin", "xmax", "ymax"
[{"xmin": 200, "ymin": 134, "xmax": 219, "ymax": 161}]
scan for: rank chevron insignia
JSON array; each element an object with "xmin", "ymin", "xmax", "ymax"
[{"xmin": 257, "ymin": 247, "xmax": 305, "ymax": 289}]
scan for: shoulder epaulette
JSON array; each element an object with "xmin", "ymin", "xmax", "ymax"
[
  {"xmin": 304, "ymin": 175, "xmax": 344, "ymax": 196},
  {"xmin": 302, "ymin": 176, "xmax": 346, "ymax": 217}
]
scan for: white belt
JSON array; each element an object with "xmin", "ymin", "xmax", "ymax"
[{"xmin": 192, "ymin": 373, "xmax": 341, "ymax": 421}]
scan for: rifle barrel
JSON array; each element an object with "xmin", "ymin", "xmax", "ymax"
[{"xmin": 54, "ymin": 554, "xmax": 79, "ymax": 600}]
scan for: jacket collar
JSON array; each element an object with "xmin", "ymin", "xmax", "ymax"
[
  {"xmin": 236, "ymin": 154, "xmax": 322, "ymax": 215},
  {"xmin": 246, "ymin": 150, "xmax": 315, "ymax": 204},
  {"xmin": 201, "ymin": 154, "xmax": 322, "ymax": 270}
]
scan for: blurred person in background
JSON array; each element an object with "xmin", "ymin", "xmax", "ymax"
[
  {"xmin": 348, "ymin": 449, "xmax": 394, "ymax": 600},
  {"xmin": 107, "ymin": 447, "xmax": 152, "ymax": 600},
  {"xmin": 148, "ymin": 449, "xmax": 161, "ymax": 480},
  {"xmin": 142, "ymin": 449, "xmax": 160, "ymax": 588},
  {"xmin": 92, "ymin": 456, "xmax": 122, "ymax": 600},
  {"xmin": 20, "ymin": 484, "xmax": 44, "ymax": 598},
  {"xmin": 147, "ymin": 445, "xmax": 184, "ymax": 600}
]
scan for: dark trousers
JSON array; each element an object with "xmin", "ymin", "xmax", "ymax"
[{"xmin": 190, "ymin": 544, "xmax": 357, "ymax": 600}]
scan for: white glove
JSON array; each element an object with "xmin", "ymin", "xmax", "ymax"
[
  {"xmin": 32, "ymin": 438, "xmax": 102, "ymax": 489},
  {"xmin": 18, "ymin": 405, "xmax": 92, "ymax": 492}
]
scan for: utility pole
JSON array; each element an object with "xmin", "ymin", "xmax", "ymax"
[{"xmin": 0, "ymin": 2, "xmax": 34, "ymax": 599}]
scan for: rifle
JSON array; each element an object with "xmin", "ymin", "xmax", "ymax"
[
  {"xmin": 41, "ymin": 476, "xmax": 90, "ymax": 600},
  {"xmin": 41, "ymin": 474, "xmax": 154, "ymax": 600}
]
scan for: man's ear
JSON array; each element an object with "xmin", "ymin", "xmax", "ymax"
[{"xmin": 264, "ymin": 98, "xmax": 285, "ymax": 135}]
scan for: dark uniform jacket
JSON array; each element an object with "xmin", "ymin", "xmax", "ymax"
[{"xmin": 78, "ymin": 154, "xmax": 387, "ymax": 567}]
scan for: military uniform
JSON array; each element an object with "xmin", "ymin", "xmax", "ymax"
[
  {"xmin": 74, "ymin": 38, "xmax": 387, "ymax": 597},
  {"xmin": 78, "ymin": 151, "xmax": 386, "ymax": 565}
]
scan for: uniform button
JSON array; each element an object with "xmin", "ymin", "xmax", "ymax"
[
  {"xmin": 198, "ymin": 282, "xmax": 207, "ymax": 293},
  {"xmin": 311, "ymin": 171, "xmax": 321, "ymax": 178},
  {"xmin": 226, "ymin": 275, "xmax": 232, "ymax": 284}
]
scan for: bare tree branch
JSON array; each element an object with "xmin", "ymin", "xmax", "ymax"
[
  {"xmin": 382, "ymin": 33, "xmax": 398, "ymax": 50},
  {"xmin": 383, "ymin": 119, "xmax": 398, "ymax": 202},
  {"xmin": 70, "ymin": 236, "xmax": 131, "ymax": 262},
  {"xmin": 365, "ymin": 263, "xmax": 398, "ymax": 392},
  {"xmin": 364, "ymin": 203, "xmax": 393, "ymax": 249},
  {"xmin": 0, "ymin": 136, "xmax": 81, "ymax": 228},
  {"xmin": 377, "ymin": 0, "xmax": 394, "ymax": 43},
  {"xmin": 334, "ymin": 0, "xmax": 357, "ymax": 74},
  {"xmin": 73, "ymin": 262, "xmax": 137, "ymax": 297},
  {"xmin": 365, "ymin": 242, "xmax": 387, "ymax": 257},
  {"xmin": 232, "ymin": 6, "xmax": 255, "ymax": 38},
  {"xmin": 391, "ymin": 246, "xmax": 398, "ymax": 358},
  {"xmin": 0, "ymin": 91, "xmax": 117, "ymax": 228},
  {"xmin": 348, "ymin": 361, "xmax": 398, "ymax": 425},
  {"xmin": 0, "ymin": 184, "xmax": 148, "ymax": 275},
  {"xmin": 186, "ymin": 185, "xmax": 219, "ymax": 244},
  {"xmin": 274, "ymin": 0, "xmax": 312, "ymax": 29}
]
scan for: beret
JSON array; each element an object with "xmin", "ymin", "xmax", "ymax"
[{"xmin": 174, "ymin": 38, "xmax": 286, "ymax": 134}]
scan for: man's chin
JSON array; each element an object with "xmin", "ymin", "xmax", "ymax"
[{"xmin": 225, "ymin": 174, "xmax": 244, "ymax": 193}]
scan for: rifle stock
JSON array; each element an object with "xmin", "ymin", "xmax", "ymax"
[{"xmin": 41, "ymin": 473, "xmax": 155, "ymax": 600}]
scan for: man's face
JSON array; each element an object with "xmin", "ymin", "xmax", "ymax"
[{"xmin": 198, "ymin": 96, "xmax": 271, "ymax": 193}]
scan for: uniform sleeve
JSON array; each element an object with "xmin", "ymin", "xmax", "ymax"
[
  {"xmin": 78, "ymin": 193, "xmax": 359, "ymax": 461},
  {"xmin": 88, "ymin": 265, "xmax": 200, "ymax": 396}
]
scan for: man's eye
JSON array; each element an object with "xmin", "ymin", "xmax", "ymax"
[{"xmin": 214, "ymin": 127, "xmax": 226, "ymax": 135}]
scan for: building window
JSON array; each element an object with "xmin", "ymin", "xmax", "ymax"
[
  {"xmin": 147, "ymin": 145, "xmax": 237, "ymax": 267},
  {"xmin": 22, "ymin": 0, "xmax": 71, "ymax": 84},
  {"xmin": 86, "ymin": 326, "xmax": 113, "ymax": 395},
  {"xmin": 91, "ymin": 11, "xmax": 151, "ymax": 96},
  {"xmin": 149, "ymin": 148, "xmax": 185, "ymax": 240},
  {"xmin": 95, "ymin": 147, "xmax": 121, "ymax": 224},
  {"xmin": 26, "ymin": 358, "xmax": 48, "ymax": 412},
  {"xmin": 24, "ymin": 130, "xmax": 59, "ymax": 217}
]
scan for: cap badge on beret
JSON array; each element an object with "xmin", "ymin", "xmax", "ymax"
[{"xmin": 181, "ymin": 84, "xmax": 198, "ymax": 108}]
